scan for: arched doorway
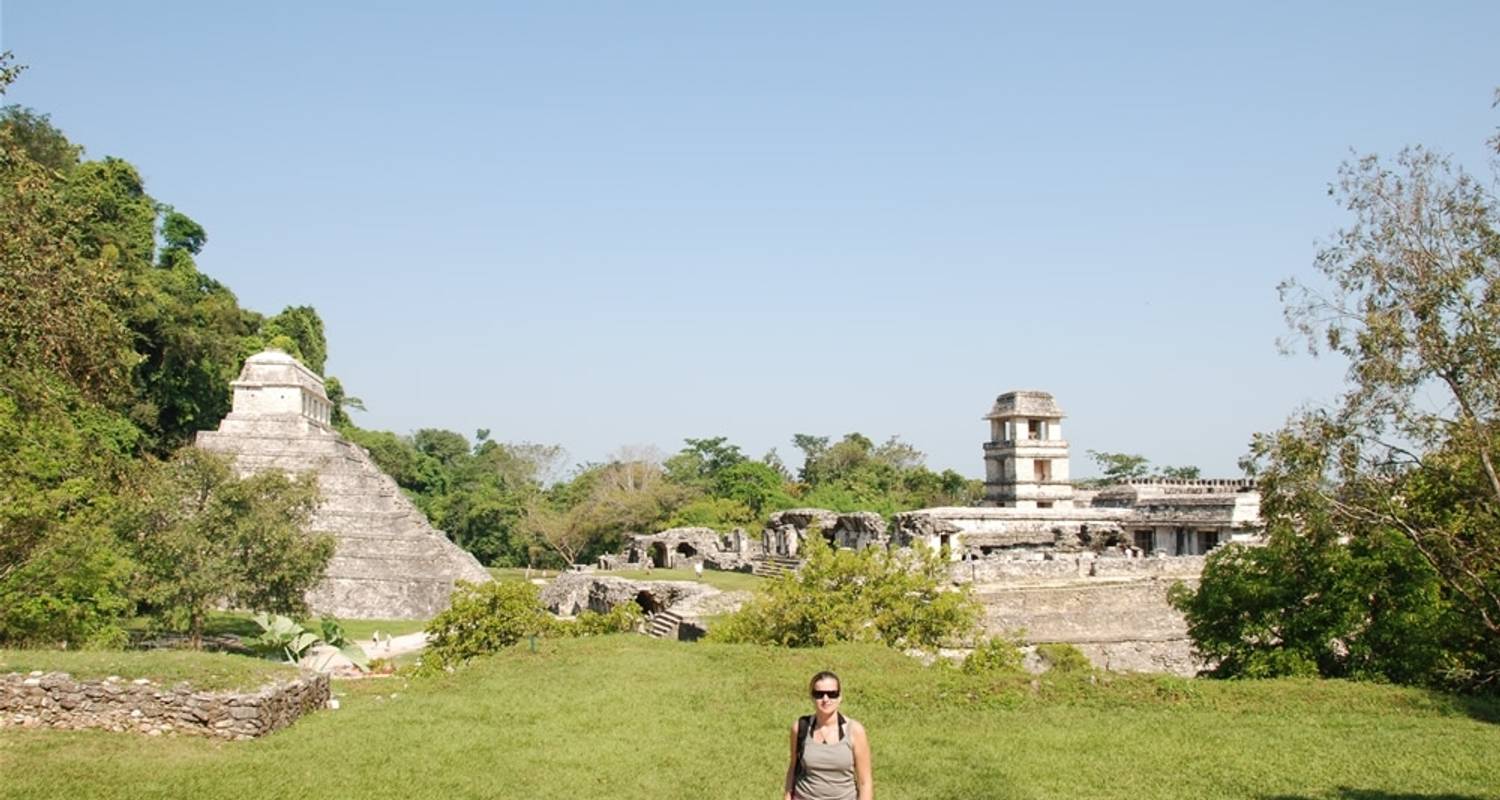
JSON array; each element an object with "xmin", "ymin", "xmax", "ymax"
[
  {"xmin": 650, "ymin": 542, "xmax": 670, "ymax": 568},
  {"xmin": 675, "ymin": 542, "xmax": 697, "ymax": 560},
  {"xmin": 635, "ymin": 590, "xmax": 662, "ymax": 615}
]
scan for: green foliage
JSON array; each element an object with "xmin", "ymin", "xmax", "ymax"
[
  {"xmin": 0, "ymin": 374, "xmax": 140, "ymax": 648},
  {"xmin": 1173, "ymin": 421, "xmax": 1479, "ymax": 687},
  {"xmin": 567, "ymin": 603, "xmax": 644, "ymax": 637},
  {"xmin": 962, "ymin": 634, "xmax": 1027, "ymax": 675},
  {"xmin": 709, "ymin": 535, "xmax": 980, "ymax": 649},
  {"xmin": 248, "ymin": 613, "xmax": 321, "ymax": 664},
  {"xmin": 1086, "ymin": 451, "xmax": 1151, "ymax": 482},
  {"xmin": 316, "ymin": 617, "xmax": 371, "ymax": 670},
  {"xmin": 126, "ymin": 449, "xmax": 333, "ymax": 648},
  {"xmin": 259, "ymin": 305, "xmax": 327, "ymax": 375},
  {"xmin": 347, "ymin": 427, "xmax": 556, "ymax": 566},
  {"xmin": 423, "ymin": 580, "xmax": 555, "ymax": 670},
  {"xmin": 1034, "ymin": 643, "xmax": 1094, "ymax": 674},
  {"xmin": 667, "ymin": 496, "xmax": 756, "ymax": 529},
  {"xmin": 790, "ymin": 432, "xmax": 981, "ymax": 512}
]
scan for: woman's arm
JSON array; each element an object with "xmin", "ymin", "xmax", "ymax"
[
  {"xmin": 851, "ymin": 720, "xmax": 874, "ymax": 800},
  {"xmin": 783, "ymin": 721, "xmax": 800, "ymax": 800}
]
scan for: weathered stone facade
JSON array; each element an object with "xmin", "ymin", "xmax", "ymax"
[
  {"xmin": 196, "ymin": 350, "xmax": 491, "ymax": 619},
  {"xmin": 952, "ymin": 554, "xmax": 1206, "ymax": 675},
  {"xmin": 761, "ymin": 509, "xmax": 889, "ymax": 557},
  {"xmin": 539, "ymin": 573, "xmax": 750, "ymax": 641},
  {"xmin": 622, "ymin": 527, "xmax": 752, "ymax": 571},
  {"xmin": 0, "ymin": 670, "xmax": 329, "ymax": 739}
]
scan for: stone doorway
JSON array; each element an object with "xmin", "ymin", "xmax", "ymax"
[
  {"xmin": 635, "ymin": 590, "xmax": 663, "ymax": 615},
  {"xmin": 650, "ymin": 542, "xmax": 670, "ymax": 568}
]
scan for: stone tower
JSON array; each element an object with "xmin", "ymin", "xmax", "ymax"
[
  {"xmin": 196, "ymin": 350, "xmax": 491, "ymax": 619},
  {"xmin": 982, "ymin": 390, "xmax": 1074, "ymax": 509}
]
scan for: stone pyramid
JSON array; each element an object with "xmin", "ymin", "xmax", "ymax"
[{"xmin": 196, "ymin": 350, "xmax": 491, "ymax": 619}]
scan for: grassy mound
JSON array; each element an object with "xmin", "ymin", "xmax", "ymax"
[
  {"xmin": 1, "ymin": 636, "xmax": 1496, "ymax": 799},
  {"xmin": 0, "ymin": 649, "xmax": 299, "ymax": 692}
]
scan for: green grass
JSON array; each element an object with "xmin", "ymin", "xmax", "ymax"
[
  {"xmin": 127, "ymin": 612, "xmax": 429, "ymax": 643},
  {"xmin": 487, "ymin": 566, "xmax": 559, "ymax": 583},
  {"xmin": 2, "ymin": 637, "xmax": 1497, "ymax": 799},
  {"xmin": 488, "ymin": 565, "xmax": 765, "ymax": 592},
  {"xmin": 0, "ymin": 649, "xmax": 299, "ymax": 692},
  {"xmin": 595, "ymin": 566, "xmax": 766, "ymax": 592}
]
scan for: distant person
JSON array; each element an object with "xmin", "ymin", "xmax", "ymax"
[
  {"xmin": 783, "ymin": 671, "xmax": 873, "ymax": 800},
  {"xmin": 694, "ymin": 560, "xmax": 704, "ymax": 580}
]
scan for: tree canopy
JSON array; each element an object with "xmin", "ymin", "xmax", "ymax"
[{"xmin": 1175, "ymin": 98, "xmax": 1500, "ymax": 691}]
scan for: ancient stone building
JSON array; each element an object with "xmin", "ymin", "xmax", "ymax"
[
  {"xmin": 983, "ymin": 390, "xmax": 1074, "ymax": 509},
  {"xmin": 620, "ymin": 527, "xmax": 752, "ymax": 570},
  {"xmin": 891, "ymin": 389, "xmax": 1264, "ymax": 674},
  {"xmin": 196, "ymin": 350, "xmax": 491, "ymax": 619}
]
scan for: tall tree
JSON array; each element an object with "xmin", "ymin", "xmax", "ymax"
[
  {"xmin": 126, "ymin": 449, "xmax": 332, "ymax": 649},
  {"xmin": 1177, "ymin": 100, "xmax": 1500, "ymax": 690}
]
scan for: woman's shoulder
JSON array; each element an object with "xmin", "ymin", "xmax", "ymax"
[{"xmin": 843, "ymin": 717, "xmax": 867, "ymax": 738}]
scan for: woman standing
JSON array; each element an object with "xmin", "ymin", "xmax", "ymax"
[{"xmin": 783, "ymin": 671, "xmax": 873, "ymax": 800}]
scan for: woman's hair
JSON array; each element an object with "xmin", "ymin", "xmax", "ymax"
[{"xmin": 808, "ymin": 670, "xmax": 841, "ymax": 694}]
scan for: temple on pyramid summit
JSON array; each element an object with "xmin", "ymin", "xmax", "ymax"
[{"xmin": 196, "ymin": 350, "xmax": 491, "ymax": 619}]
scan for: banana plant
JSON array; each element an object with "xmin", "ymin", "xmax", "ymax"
[
  {"xmin": 250, "ymin": 613, "xmax": 321, "ymax": 664},
  {"xmin": 317, "ymin": 617, "xmax": 370, "ymax": 670}
]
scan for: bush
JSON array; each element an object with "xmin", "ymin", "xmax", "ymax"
[
  {"xmin": 423, "ymin": 580, "xmax": 555, "ymax": 670},
  {"xmin": 962, "ymin": 634, "xmax": 1026, "ymax": 676},
  {"xmin": 568, "ymin": 603, "xmax": 645, "ymax": 637},
  {"xmin": 1035, "ymin": 643, "xmax": 1094, "ymax": 674},
  {"xmin": 708, "ymin": 536, "xmax": 980, "ymax": 650}
]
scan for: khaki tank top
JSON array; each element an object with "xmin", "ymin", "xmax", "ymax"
[{"xmin": 794, "ymin": 723, "xmax": 856, "ymax": 800}]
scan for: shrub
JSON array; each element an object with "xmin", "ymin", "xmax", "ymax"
[
  {"xmin": 962, "ymin": 634, "xmax": 1026, "ymax": 676},
  {"xmin": 570, "ymin": 603, "xmax": 644, "ymax": 637},
  {"xmin": 423, "ymin": 580, "xmax": 554, "ymax": 670},
  {"xmin": 248, "ymin": 613, "xmax": 320, "ymax": 664},
  {"xmin": 1035, "ymin": 643, "xmax": 1094, "ymax": 674},
  {"xmin": 708, "ymin": 536, "xmax": 980, "ymax": 650}
]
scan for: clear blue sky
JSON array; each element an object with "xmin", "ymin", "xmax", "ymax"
[{"xmin": 5, "ymin": 2, "xmax": 1497, "ymax": 478}]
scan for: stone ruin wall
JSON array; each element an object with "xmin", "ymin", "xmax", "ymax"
[
  {"xmin": 0, "ymin": 670, "xmax": 329, "ymax": 740},
  {"xmin": 953, "ymin": 554, "xmax": 1207, "ymax": 676}
]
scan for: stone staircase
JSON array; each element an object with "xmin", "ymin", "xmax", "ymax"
[
  {"xmin": 647, "ymin": 610, "xmax": 684, "ymax": 640},
  {"xmin": 751, "ymin": 555, "xmax": 802, "ymax": 578}
]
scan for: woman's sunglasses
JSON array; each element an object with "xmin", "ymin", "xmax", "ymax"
[{"xmin": 811, "ymin": 689, "xmax": 841, "ymax": 699}]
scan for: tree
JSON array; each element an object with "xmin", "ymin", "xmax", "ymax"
[
  {"xmin": 520, "ymin": 499, "xmax": 592, "ymax": 567},
  {"xmin": 663, "ymin": 436, "xmax": 747, "ymax": 488},
  {"xmin": 1177, "ymin": 103, "xmax": 1500, "ymax": 690},
  {"xmin": 260, "ymin": 305, "xmax": 328, "ymax": 375},
  {"xmin": 127, "ymin": 449, "xmax": 333, "ymax": 649},
  {"xmin": 1278, "ymin": 139, "xmax": 1500, "ymax": 641},
  {"xmin": 1086, "ymin": 451, "xmax": 1151, "ymax": 482},
  {"xmin": 709, "ymin": 535, "xmax": 980, "ymax": 650}
]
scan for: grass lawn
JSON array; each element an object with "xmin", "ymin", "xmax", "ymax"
[
  {"xmin": 2, "ymin": 637, "xmax": 1497, "ymax": 799},
  {"xmin": 489, "ymin": 565, "xmax": 765, "ymax": 593},
  {"xmin": 596, "ymin": 565, "xmax": 766, "ymax": 592},
  {"xmin": 488, "ymin": 566, "xmax": 566, "ymax": 584},
  {"xmin": 0, "ymin": 649, "xmax": 298, "ymax": 692}
]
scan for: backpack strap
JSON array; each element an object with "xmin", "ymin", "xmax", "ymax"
[
  {"xmin": 837, "ymin": 712, "xmax": 846, "ymax": 743},
  {"xmin": 794, "ymin": 714, "xmax": 812, "ymax": 781}
]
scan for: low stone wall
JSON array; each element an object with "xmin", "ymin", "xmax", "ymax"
[
  {"xmin": 950, "ymin": 554, "xmax": 1206, "ymax": 584},
  {"xmin": 0, "ymin": 670, "xmax": 329, "ymax": 739},
  {"xmin": 957, "ymin": 554, "xmax": 1208, "ymax": 676}
]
